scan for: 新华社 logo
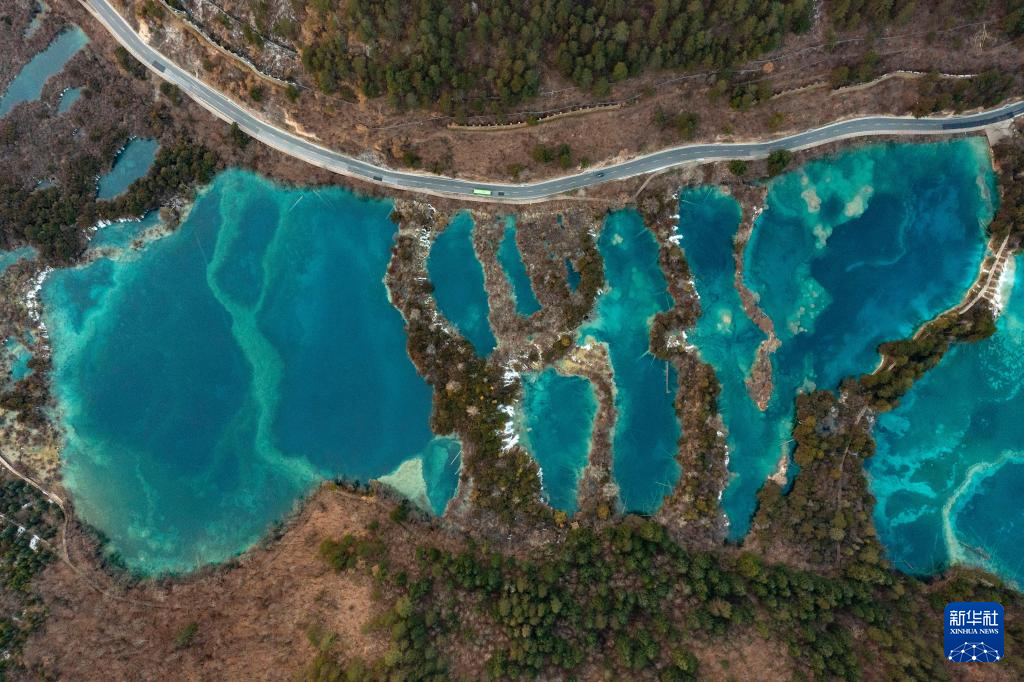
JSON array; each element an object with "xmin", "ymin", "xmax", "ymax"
[{"xmin": 945, "ymin": 602, "xmax": 1004, "ymax": 662}]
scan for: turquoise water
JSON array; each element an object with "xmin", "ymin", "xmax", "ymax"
[
  {"xmin": 420, "ymin": 437, "xmax": 461, "ymax": 515},
  {"xmin": 520, "ymin": 369, "xmax": 598, "ymax": 513},
  {"xmin": 565, "ymin": 259, "xmax": 581, "ymax": 292},
  {"xmin": 869, "ymin": 259, "xmax": 1024, "ymax": 586},
  {"xmin": 57, "ymin": 86, "xmax": 81, "ymax": 113},
  {"xmin": 497, "ymin": 218, "xmax": 541, "ymax": 316},
  {"xmin": 4, "ymin": 337, "xmax": 33, "ymax": 382},
  {"xmin": 0, "ymin": 26, "xmax": 88, "ymax": 118},
  {"xmin": 43, "ymin": 169, "xmax": 446, "ymax": 574},
  {"xmin": 674, "ymin": 188, "xmax": 784, "ymax": 539},
  {"xmin": 88, "ymin": 212, "xmax": 162, "ymax": 252},
  {"xmin": 427, "ymin": 212, "xmax": 496, "ymax": 355},
  {"xmin": 96, "ymin": 138, "xmax": 160, "ymax": 200},
  {"xmin": 579, "ymin": 210, "xmax": 680, "ymax": 513},
  {"xmin": 0, "ymin": 246, "xmax": 37, "ymax": 275},
  {"xmin": 720, "ymin": 139, "xmax": 995, "ymax": 540}
]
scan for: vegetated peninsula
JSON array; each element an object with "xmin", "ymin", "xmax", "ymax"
[{"xmin": 2, "ymin": 0, "xmax": 1024, "ymax": 680}]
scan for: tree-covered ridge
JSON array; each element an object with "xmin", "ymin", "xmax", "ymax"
[
  {"xmin": 828, "ymin": 0, "xmax": 1024, "ymax": 32},
  {"xmin": 0, "ymin": 475, "xmax": 59, "ymax": 677},
  {"xmin": 308, "ymin": 510, "xmax": 1024, "ymax": 681},
  {"xmin": 300, "ymin": 0, "xmax": 813, "ymax": 115}
]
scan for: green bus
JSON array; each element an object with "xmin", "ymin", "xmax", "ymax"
[{"xmin": 472, "ymin": 188, "xmax": 492, "ymax": 196}]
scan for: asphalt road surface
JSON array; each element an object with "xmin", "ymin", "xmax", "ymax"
[{"xmin": 83, "ymin": 0, "xmax": 1024, "ymax": 202}]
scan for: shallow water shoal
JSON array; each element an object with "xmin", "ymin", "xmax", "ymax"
[
  {"xmin": 378, "ymin": 436, "xmax": 462, "ymax": 516},
  {"xmin": 0, "ymin": 246, "xmax": 37, "ymax": 275},
  {"xmin": 4, "ymin": 337, "xmax": 33, "ymax": 382}
]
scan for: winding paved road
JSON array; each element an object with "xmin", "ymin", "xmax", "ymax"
[{"xmin": 83, "ymin": 0, "xmax": 1024, "ymax": 203}]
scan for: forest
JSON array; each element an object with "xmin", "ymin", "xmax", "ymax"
[
  {"xmin": 307, "ymin": 509, "xmax": 1024, "ymax": 681},
  {"xmin": 0, "ymin": 475, "xmax": 58, "ymax": 677},
  {"xmin": 300, "ymin": 0, "xmax": 814, "ymax": 116},
  {"xmin": 293, "ymin": 0, "xmax": 1024, "ymax": 119},
  {"xmin": 0, "ymin": 141, "xmax": 218, "ymax": 263}
]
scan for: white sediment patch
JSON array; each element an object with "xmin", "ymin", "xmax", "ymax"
[
  {"xmin": 417, "ymin": 227, "xmax": 432, "ymax": 251},
  {"xmin": 84, "ymin": 214, "xmax": 150, "ymax": 248},
  {"xmin": 843, "ymin": 185, "xmax": 874, "ymax": 219},
  {"xmin": 991, "ymin": 257, "xmax": 1017, "ymax": 316},
  {"xmin": 941, "ymin": 452, "xmax": 1024, "ymax": 570},
  {"xmin": 501, "ymin": 349, "xmax": 531, "ymax": 384},
  {"xmin": 801, "ymin": 186, "xmax": 821, "ymax": 213},
  {"xmin": 498, "ymin": 404, "xmax": 518, "ymax": 451},
  {"xmin": 664, "ymin": 330, "xmax": 686, "ymax": 349},
  {"xmin": 24, "ymin": 267, "xmax": 53, "ymax": 332},
  {"xmin": 811, "ymin": 223, "xmax": 832, "ymax": 249},
  {"xmin": 748, "ymin": 205, "xmax": 765, "ymax": 226},
  {"xmin": 716, "ymin": 308, "xmax": 733, "ymax": 333},
  {"xmin": 377, "ymin": 457, "xmax": 431, "ymax": 512},
  {"xmin": 87, "ymin": 218, "xmax": 115, "ymax": 236}
]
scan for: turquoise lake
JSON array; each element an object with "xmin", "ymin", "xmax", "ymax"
[
  {"xmin": 520, "ymin": 369, "xmax": 597, "ymax": 513},
  {"xmin": 428, "ymin": 212, "xmax": 496, "ymax": 356},
  {"xmin": 497, "ymin": 218, "xmax": 541, "ymax": 316},
  {"xmin": 579, "ymin": 210, "xmax": 680, "ymax": 513},
  {"xmin": 43, "ymin": 170, "xmax": 456, "ymax": 574},
  {"xmin": 678, "ymin": 139, "xmax": 995, "ymax": 540},
  {"xmin": 1, "ymin": 26, "xmax": 88, "ymax": 118},
  {"xmin": 57, "ymin": 86, "xmax": 81, "ymax": 114},
  {"xmin": 869, "ymin": 258, "xmax": 1024, "ymax": 586},
  {"xmin": 565, "ymin": 258, "xmax": 581, "ymax": 292},
  {"xmin": 0, "ymin": 246, "xmax": 37, "ymax": 275},
  {"xmin": 33, "ymin": 138, "xmax": 1004, "ymax": 573},
  {"xmin": 96, "ymin": 138, "xmax": 159, "ymax": 200},
  {"xmin": 674, "ymin": 188, "xmax": 776, "ymax": 538},
  {"xmin": 5, "ymin": 337, "xmax": 33, "ymax": 382}
]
